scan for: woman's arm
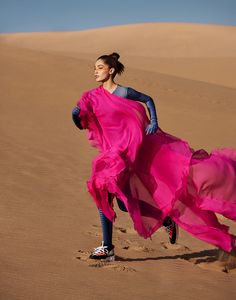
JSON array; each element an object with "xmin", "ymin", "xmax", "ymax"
[
  {"xmin": 72, "ymin": 106, "xmax": 83, "ymax": 129},
  {"xmin": 127, "ymin": 87, "xmax": 158, "ymax": 134}
]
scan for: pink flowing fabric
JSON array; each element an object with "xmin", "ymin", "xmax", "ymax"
[{"xmin": 76, "ymin": 84, "xmax": 236, "ymax": 252}]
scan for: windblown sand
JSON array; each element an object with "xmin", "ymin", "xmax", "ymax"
[{"xmin": 1, "ymin": 23, "xmax": 236, "ymax": 300}]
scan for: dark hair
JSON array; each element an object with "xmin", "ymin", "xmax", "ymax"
[{"xmin": 96, "ymin": 52, "xmax": 125, "ymax": 78}]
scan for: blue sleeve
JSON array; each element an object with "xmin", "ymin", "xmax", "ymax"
[
  {"xmin": 72, "ymin": 106, "xmax": 83, "ymax": 129},
  {"xmin": 127, "ymin": 87, "xmax": 158, "ymax": 124}
]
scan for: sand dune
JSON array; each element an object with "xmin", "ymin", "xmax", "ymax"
[
  {"xmin": 1, "ymin": 23, "xmax": 236, "ymax": 88},
  {"xmin": 1, "ymin": 23, "xmax": 236, "ymax": 300}
]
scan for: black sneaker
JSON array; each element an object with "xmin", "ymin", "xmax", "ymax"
[
  {"xmin": 163, "ymin": 217, "xmax": 179, "ymax": 244},
  {"xmin": 89, "ymin": 241, "xmax": 115, "ymax": 262}
]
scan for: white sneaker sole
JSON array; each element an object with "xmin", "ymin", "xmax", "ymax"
[{"xmin": 100, "ymin": 255, "xmax": 115, "ymax": 262}]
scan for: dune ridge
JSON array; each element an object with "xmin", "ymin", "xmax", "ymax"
[{"xmin": 1, "ymin": 22, "xmax": 236, "ymax": 88}]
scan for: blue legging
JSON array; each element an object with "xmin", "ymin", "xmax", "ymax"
[{"xmin": 98, "ymin": 193, "xmax": 128, "ymax": 249}]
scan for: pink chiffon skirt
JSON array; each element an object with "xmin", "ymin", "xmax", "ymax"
[{"xmin": 77, "ymin": 84, "xmax": 236, "ymax": 252}]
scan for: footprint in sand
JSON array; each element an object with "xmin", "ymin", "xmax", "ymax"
[
  {"xmin": 160, "ymin": 241, "xmax": 191, "ymax": 251},
  {"xmin": 113, "ymin": 225, "xmax": 137, "ymax": 235},
  {"xmin": 113, "ymin": 225, "xmax": 127, "ymax": 233},
  {"xmin": 124, "ymin": 245, "xmax": 155, "ymax": 253},
  {"xmin": 121, "ymin": 240, "xmax": 156, "ymax": 253},
  {"xmin": 86, "ymin": 231, "xmax": 101, "ymax": 237},
  {"xmin": 85, "ymin": 224, "xmax": 102, "ymax": 237},
  {"xmin": 89, "ymin": 262, "xmax": 136, "ymax": 272},
  {"xmin": 76, "ymin": 249, "xmax": 91, "ymax": 261},
  {"xmin": 125, "ymin": 227, "xmax": 137, "ymax": 234},
  {"xmin": 76, "ymin": 249, "xmax": 137, "ymax": 272}
]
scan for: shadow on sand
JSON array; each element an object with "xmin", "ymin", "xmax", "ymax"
[
  {"xmin": 115, "ymin": 248, "xmax": 218, "ymax": 262},
  {"xmin": 115, "ymin": 248, "xmax": 236, "ymax": 272}
]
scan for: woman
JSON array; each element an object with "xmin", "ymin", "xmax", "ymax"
[
  {"xmin": 73, "ymin": 53, "xmax": 178, "ymax": 261},
  {"xmin": 72, "ymin": 52, "xmax": 236, "ymax": 262}
]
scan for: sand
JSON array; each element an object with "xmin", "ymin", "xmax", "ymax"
[{"xmin": 0, "ymin": 23, "xmax": 236, "ymax": 300}]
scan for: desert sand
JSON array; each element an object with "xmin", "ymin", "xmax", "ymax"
[{"xmin": 0, "ymin": 23, "xmax": 236, "ymax": 300}]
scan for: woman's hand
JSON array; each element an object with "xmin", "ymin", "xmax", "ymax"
[{"xmin": 145, "ymin": 119, "xmax": 158, "ymax": 135}]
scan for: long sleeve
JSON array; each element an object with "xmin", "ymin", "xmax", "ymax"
[
  {"xmin": 126, "ymin": 87, "xmax": 158, "ymax": 125},
  {"xmin": 72, "ymin": 106, "xmax": 83, "ymax": 129}
]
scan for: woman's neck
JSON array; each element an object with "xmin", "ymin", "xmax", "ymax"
[{"xmin": 102, "ymin": 81, "xmax": 118, "ymax": 93}]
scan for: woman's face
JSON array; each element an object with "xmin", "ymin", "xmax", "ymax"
[{"xmin": 94, "ymin": 59, "xmax": 114, "ymax": 82}]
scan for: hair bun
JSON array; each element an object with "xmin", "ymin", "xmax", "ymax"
[{"xmin": 109, "ymin": 52, "xmax": 120, "ymax": 60}]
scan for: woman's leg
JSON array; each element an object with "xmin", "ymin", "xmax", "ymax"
[
  {"xmin": 98, "ymin": 209, "xmax": 113, "ymax": 248},
  {"xmin": 116, "ymin": 198, "xmax": 128, "ymax": 212},
  {"xmin": 116, "ymin": 197, "xmax": 178, "ymax": 243},
  {"xmin": 89, "ymin": 193, "xmax": 115, "ymax": 260},
  {"xmin": 98, "ymin": 192, "xmax": 113, "ymax": 249}
]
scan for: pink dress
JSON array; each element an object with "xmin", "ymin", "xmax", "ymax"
[{"xmin": 76, "ymin": 84, "xmax": 236, "ymax": 252}]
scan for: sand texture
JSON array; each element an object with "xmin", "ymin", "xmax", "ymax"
[{"xmin": 1, "ymin": 23, "xmax": 236, "ymax": 300}]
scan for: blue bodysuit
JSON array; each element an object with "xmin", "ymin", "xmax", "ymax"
[{"xmin": 72, "ymin": 85, "xmax": 158, "ymax": 133}]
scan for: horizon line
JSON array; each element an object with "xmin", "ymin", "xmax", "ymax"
[{"xmin": 1, "ymin": 20, "xmax": 236, "ymax": 35}]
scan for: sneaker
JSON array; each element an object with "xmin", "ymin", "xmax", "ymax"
[
  {"xmin": 89, "ymin": 241, "xmax": 115, "ymax": 262},
  {"xmin": 163, "ymin": 217, "xmax": 179, "ymax": 244}
]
